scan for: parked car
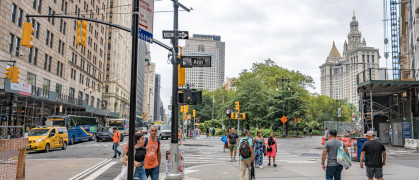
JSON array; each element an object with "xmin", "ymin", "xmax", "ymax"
[
  {"xmin": 27, "ymin": 126, "xmax": 68, "ymax": 152},
  {"xmin": 159, "ymin": 125, "xmax": 171, "ymax": 140},
  {"xmin": 96, "ymin": 126, "xmax": 117, "ymax": 142}
]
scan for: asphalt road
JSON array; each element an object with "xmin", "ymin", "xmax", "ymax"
[{"xmin": 25, "ymin": 135, "xmax": 419, "ymax": 180}]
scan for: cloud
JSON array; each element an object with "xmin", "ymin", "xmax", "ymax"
[{"xmin": 150, "ymin": 0, "xmax": 384, "ymax": 112}]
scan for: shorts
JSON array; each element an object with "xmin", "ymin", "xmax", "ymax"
[
  {"xmin": 229, "ymin": 144, "xmax": 237, "ymax": 152},
  {"xmin": 366, "ymin": 167, "xmax": 383, "ymax": 179}
]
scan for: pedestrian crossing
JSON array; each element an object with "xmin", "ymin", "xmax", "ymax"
[{"xmin": 66, "ymin": 142, "xmax": 128, "ymax": 149}]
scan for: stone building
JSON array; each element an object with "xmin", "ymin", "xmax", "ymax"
[{"xmin": 320, "ymin": 14, "xmax": 380, "ymax": 108}]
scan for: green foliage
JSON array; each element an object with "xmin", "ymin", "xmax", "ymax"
[{"xmin": 190, "ymin": 59, "xmax": 359, "ymax": 134}]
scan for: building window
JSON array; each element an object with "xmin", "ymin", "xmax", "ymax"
[
  {"xmin": 48, "ymin": 7, "xmax": 51, "ymax": 22},
  {"xmin": 33, "ymin": 48, "xmax": 38, "ymax": 65},
  {"xmin": 198, "ymin": 45, "xmax": 205, "ymax": 52},
  {"xmin": 50, "ymin": 33, "xmax": 54, "ymax": 48},
  {"xmin": 35, "ymin": 22, "xmax": 40, "ymax": 38},
  {"xmin": 33, "ymin": 0, "xmax": 37, "ymax": 9},
  {"xmin": 46, "ymin": 30, "xmax": 50, "ymax": 45},
  {"xmin": 58, "ymin": 39, "xmax": 61, "ymax": 53},
  {"xmin": 56, "ymin": 83, "xmax": 62, "ymax": 95},
  {"xmin": 97, "ymin": 98, "xmax": 100, "ymax": 108},
  {"xmin": 14, "ymin": 37, "xmax": 21, "ymax": 56},
  {"xmin": 90, "ymin": 96, "xmax": 94, "ymax": 106},
  {"xmin": 37, "ymin": 0, "xmax": 42, "ymax": 13},
  {"xmin": 69, "ymin": 87, "xmax": 75, "ymax": 99},
  {"xmin": 85, "ymin": 94, "xmax": 89, "ymax": 105},
  {"xmin": 27, "ymin": 73, "xmax": 36, "ymax": 94},
  {"xmin": 78, "ymin": 91, "xmax": 83, "ymax": 101},
  {"xmin": 10, "ymin": 4, "xmax": 17, "ymax": 23},
  {"xmin": 63, "ymin": 22, "xmax": 66, "ymax": 35},
  {"xmin": 28, "ymin": 47, "xmax": 33, "ymax": 63},
  {"xmin": 17, "ymin": 8, "xmax": 23, "ymax": 27},
  {"xmin": 43, "ymin": 79, "xmax": 50, "ymax": 92},
  {"xmin": 8, "ymin": 34, "xmax": 14, "ymax": 54},
  {"xmin": 48, "ymin": 56, "xmax": 52, "ymax": 72},
  {"xmin": 60, "ymin": 19, "xmax": 63, "ymax": 32},
  {"xmin": 52, "ymin": 11, "xmax": 55, "ymax": 25}
]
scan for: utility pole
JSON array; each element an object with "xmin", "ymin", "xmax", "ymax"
[
  {"xmin": 277, "ymin": 77, "xmax": 290, "ymax": 137},
  {"xmin": 167, "ymin": 1, "xmax": 190, "ymax": 179},
  {"xmin": 127, "ymin": 0, "xmax": 139, "ymax": 179}
]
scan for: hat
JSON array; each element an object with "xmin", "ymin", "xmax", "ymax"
[
  {"xmin": 365, "ymin": 131, "xmax": 376, "ymax": 137},
  {"xmin": 329, "ymin": 129, "xmax": 337, "ymax": 136}
]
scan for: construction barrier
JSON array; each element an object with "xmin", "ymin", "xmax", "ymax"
[
  {"xmin": 0, "ymin": 138, "xmax": 28, "ymax": 180},
  {"xmin": 338, "ymin": 137, "xmax": 352, "ymax": 147},
  {"xmin": 404, "ymin": 138, "xmax": 419, "ymax": 150}
]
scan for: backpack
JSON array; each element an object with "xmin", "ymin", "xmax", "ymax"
[
  {"xmin": 119, "ymin": 132, "xmax": 124, "ymax": 142},
  {"xmin": 144, "ymin": 137, "xmax": 160, "ymax": 152},
  {"xmin": 267, "ymin": 137, "xmax": 274, "ymax": 152},
  {"xmin": 240, "ymin": 138, "xmax": 252, "ymax": 159}
]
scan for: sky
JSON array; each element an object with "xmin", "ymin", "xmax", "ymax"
[{"xmin": 149, "ymin": 0, "xmax": 386, "ymax": 113}]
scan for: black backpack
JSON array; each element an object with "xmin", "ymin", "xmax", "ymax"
[{"xmin": 240, "ymin": 138, "xmax": 252, "ymax": 158}]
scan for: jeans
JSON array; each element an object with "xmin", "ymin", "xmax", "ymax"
[
  {"xmin": 326, "ymin": 165, "xmax": 343, "ymax": 180},
  {"xmin": 134, "ymin": 166, "xmax": 147, "ymax": 180},
  {"xmin": 145, "ymin": 165, "xmax": 159, "ymax": 180},
  {"xmin": 113, "ymin": 143, "xmax": 121, "ymax": 157}
]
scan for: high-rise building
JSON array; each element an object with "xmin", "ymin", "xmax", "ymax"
[
  {"xmin": 0, "ymin": 0, "xmax": 118, "ymax": 130},
  {"xmin": 320, "ymin": 14, "xmax": 380, "ymax": 108},
  {"xmin": 143, "ymin": 51, "xmax": 155, "ymax": 122},
  {"xmin": 154, "ymin": 74, "xmax": 161, "ymax": 121},
  {"xmin": 183, "ymin": 34, "xmax": 225, "ymax": 91}
]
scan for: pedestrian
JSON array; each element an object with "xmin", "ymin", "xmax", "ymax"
[
  {"xmin": 309, "ymin": 128, "xmax": 313, "ymax": 138},
  {"xmin": 238, "ymin": 130, "xmax": 254, "ymax": 180},
  {"xmin": 112, "ymin": 127, "xmax": 122, "ymax": 158},
  {"xmin": 228, "ymin": 128, "xmax": 239, "ymax": 162},
  {"xmin": 321, "ymin": 129, "xmax": 350, "ymax": 180},
  {"xmin": 178, "ymin": 128, "xmax": 182, "ymax": 145},
  {"xmin": 212, "ymin": 127, "xmax": 216, "ymax": 136},
  {"xmin": 266, "ymin": 132, "xmax": 277, "ymax": 167},
  {"xmin": 324, "ymin": 128, "xmax": 329, "ymax": 141},
  {"xmin": 206, "ymin": 127, "xmax": 210, "ymax": 137},
  {"xmin": 254, "ymin": 131, "xmax": 265, "ymax": 168},
  {"xmin": 122, "ymin": 133, "xmax": 147, "ymax": 180},
  {"xmin": 144, "ymin": 125, "xmax": 161, "ymax": 180},
  {"xmin": 223, "ymin": 131, "xmax": 229, "ymax": 152},
  {"xmin": 304, "ymin": 128, "xmax": 307, "ymax": 138},
  {"xmin": 360, "ymin": 131, "xmax": 386, "ymax": 180}
]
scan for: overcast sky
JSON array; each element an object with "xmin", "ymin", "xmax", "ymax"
[{"xmin": 149, "ymin": 0, "xmax": 386, "ymax": 113}]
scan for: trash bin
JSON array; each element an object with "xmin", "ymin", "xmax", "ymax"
[{"xmin": 350, "ymin": 137, "xmax": 367, "ymax": 162}]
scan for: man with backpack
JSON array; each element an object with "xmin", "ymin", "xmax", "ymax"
[
  {"xmin": 144, "ymin": 125, "xmax": 161, "ymax": 180},
  {"xmin": 238, "ymin": 130, "xmax": 254, "ymax": 180},
  {"xmin": 112, "ymin": 127, "xmax": 122, "ymax": 158}
]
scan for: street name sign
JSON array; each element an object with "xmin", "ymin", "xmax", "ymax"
[
  {"xmin": 138, "ymin": 0, "xmax": 154, "ymax": 43},
  {"xmin": 162, "ymin": 30, "xmax": 189, "ymax": 39},
  {"xmin": 180, "ymin": 56, "xmax": 212, "ymax": 68}
]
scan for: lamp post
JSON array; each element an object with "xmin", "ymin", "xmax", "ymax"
[
  {"xmin": 335, "ymin": 99, "xmax": 341, "ymax": 135},
  {"xmin": 276, "ymin": 77, "xmax": 290, "ymax": 137}
]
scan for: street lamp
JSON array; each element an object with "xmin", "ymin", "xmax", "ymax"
[
  {"xmin": 276, "ymin": 77, "xmax": 290, "ymax": 137},
  {"xmin": 335, "ymin": 99, "xmax": 341, "ymax": 135}
]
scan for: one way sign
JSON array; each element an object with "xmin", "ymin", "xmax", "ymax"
[{"xmin": 162, "ymin": 30, "xmax": 189, "ymax": 39}]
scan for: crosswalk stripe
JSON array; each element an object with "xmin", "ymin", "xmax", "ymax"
[{"xmin": 83, "ymin": 161, "xmax": 117, "ymax": 180}]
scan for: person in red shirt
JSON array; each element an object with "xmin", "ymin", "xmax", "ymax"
[
  {"xmin": 144, "ymin": 125, "xmax": 161, "ymax": 180},
  {"xmin": 112, "ymin": 127, "xmax": 121, "ymax": 158}
]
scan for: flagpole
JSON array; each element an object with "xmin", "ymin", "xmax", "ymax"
[{"xmin": 212, "ymin": 93, "xmax": 214, "ymax": 120}]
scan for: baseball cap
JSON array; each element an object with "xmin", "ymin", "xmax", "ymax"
[
  {"xmin": 329, "ymin": 129, "xmax": 337, "ymax": 136},
  {"xmin": 365, "ymin": 131, "xmax": 376, "ymax": 137}
]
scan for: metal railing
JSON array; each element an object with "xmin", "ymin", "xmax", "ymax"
[{"xmin": 357, "ymin": 68, "xmax": 417, "ymax": 84}]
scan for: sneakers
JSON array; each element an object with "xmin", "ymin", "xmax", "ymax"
[
  {"xmin": 268, "ymin": 163, "xmax": 271, "ymax": 166},
  {"xmin": 273, "ymin": 164, "xmax": 277, "ymax": 167},
  {"xmin": 259, "ymin": 166, "xmax": 263, "ymax": 169},
  {"xmin": 230, "ymin": 158, "xmax": 233, "ymax": 162}
]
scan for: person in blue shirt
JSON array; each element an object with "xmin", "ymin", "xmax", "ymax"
[{"xmin": 237, "ymin": 130, "xmax": 254, "ymax": 180}]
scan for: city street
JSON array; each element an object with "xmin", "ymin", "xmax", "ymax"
[{"xmin": 25, "ymin": 135, "xmax": 419, "ymax": 180}]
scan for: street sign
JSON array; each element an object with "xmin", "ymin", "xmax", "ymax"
[
  {"xmin": 138, "ymin": 0, "xmax": 154, "ymax": 43},
  {"xmin": 280, "ymin": 116, "xmax": 288, "ymax": 124},
  {"xmin": 180, "ymin": 56, "xmax": 212, "ymax": 68},
  {"xmin": 162, "ymin": 30, "xmax": 189, "ymax": 39}
]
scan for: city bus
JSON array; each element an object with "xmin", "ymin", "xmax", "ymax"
[
  {"xmin": 46, "ymin": 115, "xmax": 99, "ymax": 145},
  {"xmin": 108, "ymin": 119, "xmax": 129, "ymax": 135}
]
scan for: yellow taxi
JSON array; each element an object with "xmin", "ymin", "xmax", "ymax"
[{"xmin": 27, "ymin": 126, "xmax": 69, "ymax": 152}]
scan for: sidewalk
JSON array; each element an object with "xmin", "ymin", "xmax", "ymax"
[{"xmin": 181, "ymin": 158, "xmax": 418, "ymax": 180}]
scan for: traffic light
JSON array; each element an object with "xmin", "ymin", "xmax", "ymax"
[
  {"xmin": 184, "ymin": 105, "xmax": 189, "ymax": 114},
  {"xmin": 76, "ymin": 21, "xmax": 81, "ymax": 45},
  {"xmin": 5, "ymin": 67, "xmax": 12, "ymax": 79},
  {"xmin": 178, "ymin": 64, "xmax": 185, "ymax": 87},
  {"xmin": 183, "ymin": 114, "xmax": 186, "ymax": 120},
  {"xmin": 242, "ymin": 113, "xmax": 246, "ymax": 119},
  {"xmin": 11, "ymin": 66, "xmax": 19, "ymax": 83},
  {"xmin": 235, "ymin": 101, "xmax": 240, "ymax": 112},
  {"xmin": 231, "ymin": 113, "xmax": 234, "ymax": 119},
  {"xmin": 21, "ymin": 22, "xmax": 34, "ymax": 48},
  {"xmin": 81, "ymin": 20, "xmax": 87, "ymax": 47},
  {"xmin": 193, "ymin": 110, "xmax": 196, "ymax": 118},
  {"xmin": 180, "ymin": 105, "xmax": 184, "ymax": 113},
  {"xmin": 235, "ymin": 113, "xmax": 238, "ymax": 119}
]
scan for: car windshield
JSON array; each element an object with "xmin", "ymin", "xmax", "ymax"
[
  {"xmin": 28, "ymin": 129, "xmax": 50, "ymax": 136},
  {"xmin": 99, "ymin": 127, "xmax": 111, "ymax": 132},
  {"xmin": 161, "ymin": 125, "xmax": 171, "ymax": 130}
]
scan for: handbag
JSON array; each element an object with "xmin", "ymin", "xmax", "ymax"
[
  {"xmin": 117, "ymin": 165, "xmax": 128, "ymax": 180},
  {"xmin": 337, "ymin": 141, "xmax": 351, "ymax": 168},
  {"xmin": 267, "ymin": 137, "xmax": 273, "ymax": 152},
  {"xmin": 221, "ymin": 135, "xmax": 228, "ymax": 143}
]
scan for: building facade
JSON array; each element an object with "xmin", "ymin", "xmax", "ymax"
[
  {"xmin": 153, "ymin": 74, "xmax": 161, "ymax": 121},
  {"xmin": 0, "ymin": 0, "xmax": 118, "ymax": 132},
  {"xmin": 143, "ymin": 59, "xmax": 155, "ymax": 122},
  {"xmin": 183, "ymin": 34, "xmax": 225, "ymax": 91},
  {"xmin": 320, "ymin": 14, "xmax": 380, "ymax": 108}
]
